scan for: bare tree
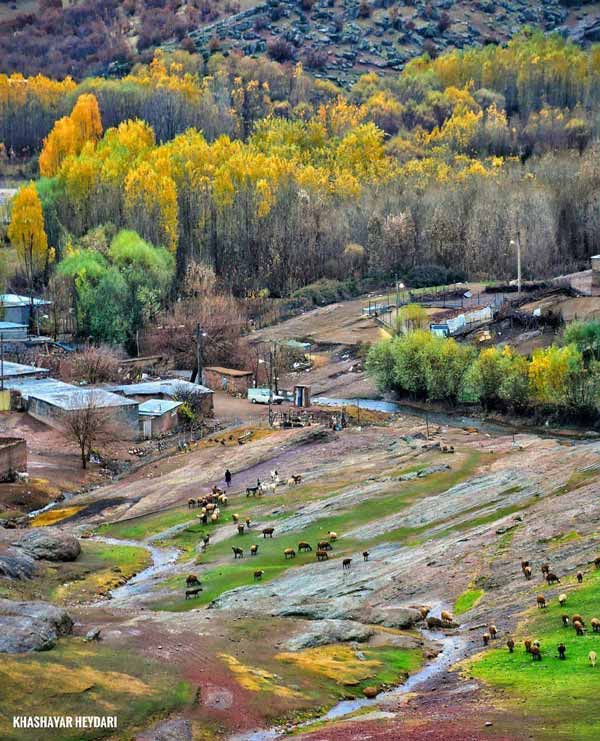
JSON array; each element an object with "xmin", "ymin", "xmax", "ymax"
[{"xmin": 62, "ymin": 391, "xmax": 115, "ymax": 469}]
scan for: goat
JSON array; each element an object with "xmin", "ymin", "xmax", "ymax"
[
  {"xmin": 520, "ymin": 559, "xmax": 530, "ymax": 571},
  {"xmin": 572, "ymin": 614, "xmax": 585, "ymax": 626},
  {"xmin": 298, "ymin": 541, "xmax": 312, "ymax": 552},
  {"xmin": 328, "ymin": 531, "xmax": 338, "ymax": 541},
  {"xmin": 342, "ymin": 558, "xmax": 352, "ymax": 570},
  {"xmin": 524, "ymin": 639, "xmax": 532, "ymax": 653},
  {"xmin": 541, "ymin": 563, "xmax": 550, "ymax": 576},
  {"xmin": 262, "ymin": 527, "xmax": 274, "ymax": 538},
  {"xmin": 489, "ymin": 624, "xmax": 497, "ymax": 639},
  {"xmin": 317, "ymin": 541, "xmax": 332, "ymax": 551},
  {"xmin": 316, "ymin": 550, "xmax": 329, "ymax": 561},
  {"xmin": 270, "ymin": 470, "xmax": 279, "ymax": 482},
  {"xmin": 245, "ymin": 517, "xmax": 251, "ymax": 528},
  {"xmin": 237, "ymin": 524, "xmax": 245, "ymax": 536},
  {"xmin": 246, "ymin": 483, "xmax": 263, "ymax": 497},
  {"xmin": 574, "ymin": 620, "xmax": 585, "ymax": 636},
  {"xmin": 557, "ymin": 643, "xmax": 566, "ymax": 660},
  {"xmin": 530, "ymin": 646, "xmax": 542, "ymax": 661},
  {"xmin": 506, "ymin": 638, "xmax": 514, "ymax": 653},
  {"xmin": 363, "ymin": 551, "xmax": 369, "ymax": 561},
  {"xmin": 232, "ymin": 546, "xmax": 244, "ymax": 559},
  {"xmin": 284, "ymin": 548, "xmax": 296, "ymax": 559},
  {"xmin": 290, "ymin": 474, "xmax": 302, "ymax": 485},
  {"xmin": 558, "ymin": 593, "xmax": 567, "ymax": 607},
  {"xmin": 594, "ymin": 556, "xmax": 600, "ymax": 569},
  {"xmin": 211, "ymin": 513, "xmax": 218, "ymax": 523},
  {"xmin": 186, "ymin": 574, "xmax": 200, "ymax": 587},
  {"xmin": 591, "ymin": 617, "xmax": 600, "ymax": 633},
  {"xmin": 185, "ymin": 587, "xmax": 202, "ymax": 599},
  {"xmin": 420, "ymin": 606, "xmax": 431, "ymax": 619},
  {"xmin": 562, "ymin": 614, "xmax": 570, "ymax": 627},
  {"xmin": 250, "ymin": 544, "xmax": 259, "ymax": 556},
  {"xmin": 254, "ymin": 570, "xmax": 265, "ymax": 581},
  {"xmin": 577, "ymin": 571, "xmax": 583, "ymax": 584},
  {"xmin": 441, "ymin": 610, "xmax": 453, "ymax": 623},
  {"xmin": 482, "ymin": 633, "xmax": 490, "ymax": 646},
  {"xmin": 523, "ymin": 565, "xmax": 532, "ymax": 580},
  {"xmin": 232, "ymin": 514, "xmax": 240, "ymax": 523},
  {"xmin": 188, "ymin": 498, "xmax": 196, "ymax": 509},
  {"xmin": 536, "ymin": 594, "xmax": 546, "ymax": 609},
  {"xmin": 589, "ymin": 651, "xmax": 597, "ymax": 668},
  {"xmin": 546, "ymin": 572, "xmax": 560, "ymax": 585}
]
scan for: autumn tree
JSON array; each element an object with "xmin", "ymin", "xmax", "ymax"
[
  {"xmin": 62, "ymin": 391, "xmax": 115, "ymax": 469},
  {"xmin": 7, "ymin": 183, "xmax": 51, "ymax": 298}
]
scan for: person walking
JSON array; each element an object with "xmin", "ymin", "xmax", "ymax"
[{"xmin": 225, "ymin": 469, "xmax": 232, "ymax": 488}]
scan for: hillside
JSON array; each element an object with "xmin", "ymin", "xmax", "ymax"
[{"xmin": 2, "ymin": 0, "xmax": 600, "ymax": 83}]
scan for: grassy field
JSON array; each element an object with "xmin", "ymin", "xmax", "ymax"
[
  {"xmin": 466, "ymin": 569, "xmax": 600, "ymax": 739},
  {"xmin": 454, "ymin": 588, "xmax": 484, "ymax": 616},
  {"xmin": 0, "ymin": 639, "xmax": 193, "ymax": 740}
]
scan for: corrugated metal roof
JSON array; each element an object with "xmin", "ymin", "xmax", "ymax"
[
  {"xmin": 4, "ymin": 377, "xmax": 137, "ymax": 409},
  {"xmin": 138, "ymin": 399, "xmax": 183, "ymax": 416},
  {"xmin": 111, "ymin": 379, "xmax": 213, "ymax": 397},
  {"xmin": 0, "ymin": 360, "xmax": 48, "ymax": 379},
  {"xmin": 204, "ymin": 366, "xmax": 253, "ymax": 377},
  {"xmin": 0, "ymin": 294, "xmax": 52, "ymax": 307}
]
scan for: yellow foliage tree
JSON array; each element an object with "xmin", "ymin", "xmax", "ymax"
[
  {"xmin": 124, "ymin": 162, "xmax": 178, "ymax": 253},
  {"xmin": 7, "ymin": 183, "xmax": 50, "ymax": 289}
]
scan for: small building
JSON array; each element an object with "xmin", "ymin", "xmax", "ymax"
[
  {"xmin": 0, "ymin": 437, "xmax": 27, "ymax": 482},
  {"xmin": 0, "ymin": 321, "xmax": 28, "ymax": 340},
  {"xmin": 0, "ymin": 360, "xmax": 49, "ymax": 382},
  {"xmin": 203, "ymin": 367, "xmax": 254, "ymax": 396},
  {"xmin": 0, "ymin": 294, "xmax": 51, "ymax": 328},
  {"xmin": 138, "ymin": 399, "xmax": 183, "ymax": 439},
  {"xmin": 110, "ymin": 379, "xmax": 213, "ymax": 417}
]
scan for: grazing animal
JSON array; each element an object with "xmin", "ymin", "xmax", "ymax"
[
  {"xmin": 232, "ymin": 514, "xmax": 240, "ymax": 523},
  {"xmin": 254, "ymin": 570, "xmax": 265, "ymax": 581},
  {"xmin": 594, "ymin": 556, "xmax": 600, "ymax": 569},
  {"xmin": 524, "ymin": 639, "xmax": 532, "ymax": 653},
  {"xmin": 270, "ymin": 470, "xmax": 279, "ymax": 482},
  {"xmin": 591, "ymin": 617, "xmax": 600, "ymax": 633},
  {"xmin": 483, "ymin": 633, "xmax": 490, "ymax": 646},
  {"xmin": 185, "ymin": 587, "xmax": 202, "ymax": 599},
  {"xmin": 507, "ymin": 638, "xmax": 515, "ymax": 653},
  {"xmin": 546, "ymin": 572, "xmax": 560, "ymax": 585},
  {"xmin": 245, "ymin": 518, "xmax": 251, "ymax": 528},
  {"xmin": 298, "ymin": 542, "xmax": 312, "ymax": 552},
  {"xmin": 290, "ymin": 474, "xmax": 302, "ymax": 485},
  {"xmin": 232, "ymin": 546, "xmax": 244, "ymax": 559},
  {"xmin": 363, "ymin": 551, "xmax": 369, "ymax": 561},
  {"xmin": 250, "ymin": 544, "xmax": 259, "ymax": 556},
  {"xmin": 328, "ymin": 531, "xmax": 338, "ymax": 541},
  {"xmin": 523, "ymin": 565, "xmax": 532, "ymax": 580},
  {"xmin": 284, "ymin": 548, "xmax": 296, "ymax": 559},
  {"xmin": 317, "ymin": 541, "xmax": 332, "ymax": 551},
  {"xmin": 202, "ymin": 534, "xmax": 210, "ymax": 546},
  {"xmin": 246, "ymin": 483, "xmax": 263, "ymax": 497},
  {"xmin": 572, "ymin": 614, "xmax": 585, "ymax": 626},
  {"xmin": 577, "ymin": 571, "xmax": 583, "ymax": 584},
  {"xmin": 441, "ymin": 610, "xmax": 453, "ymax": 623},
  {"xmin": 206, "ymin": 503, "xmax": 216, "ymax": 513},
  {"xmin": 420, "ymin": 606, "xmax": 431, "ymax": 619},
  {"xmin": 316, "ymin": 550, "xmax": 329, "ymax": 561},
  {"xmin": 531, "ymin": 646, "xmax": 542, "ymax": 661},
  {"xmin": 541, "ymin": 563, "xmax": 550, "ymax": 576},
  {"xmin": 211, "ymin": 513, "xmax": 218, "ymax": 523},
  {"xmin": 186, "ymin": 575, "xmax": 200, "ymax": 587},
  {"xmin": 520, "ymin": 559, "xmax": 530, "ymax": 570},
  {"xmin": 342, "ymin": 558, "xmax": 352, "ymax": 570},
  {"xmin": 489, "ymin": 625, "xmax": 498, "ymax": 639},
  {"xmin": 574, "ymin": 620, "xmax": 585, "ymax": 636},
  {"xmin": 558, "ymin": 643, "xmax": 566, "ymax": 660},
  {"xmin": 532, "ymin": 640, "xmax": 540, "ymax": 649},
  {"xmin": 262, "ymin": 527, "xmax": 275, "ymax": 538},
  {"xmin": 188, "ymin": 498, "xmax": 195, "ymax": 509},
  {"xmin": 536, "ymin": 594, "xmax": 546, "ymax": 609},
  {"xmin": 589, "ymin": 651, "xmax": 597, "ymax": 668},
  {"xmin": 562, "ymin": 614, "xmax": 570, "ymax": 627},
  {"xmin": 200, "ymin": 513, "xmax": 208, "ymax": 525},
  {"xmin": 558, "ymin": 593, "xmax": 567, "ymax": 607}
]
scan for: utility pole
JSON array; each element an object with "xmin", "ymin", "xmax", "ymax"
[{"xmin": 0, "ymin": 333, "xmax": 4, "ymax": 392}]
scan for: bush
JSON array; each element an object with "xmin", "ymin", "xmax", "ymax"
[
  {"xmin": 405, "ymin": 264, "xmax": 467, "ymax": 289},
  {"xmin": 290, "ymin": 278, "xmax": 359, "ymax": 305}
]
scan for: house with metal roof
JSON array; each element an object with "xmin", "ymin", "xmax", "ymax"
[
  {"xmin": 110, "ymin": 378, "xmax": 213, "ymax": 417},
  {"xmin": 0, "ymin": 294, "xmax": 52, "ymax": 327},
  {"xmin": 0, "ymin": 360, "xmax": 49, "ymax": 381},
  {"xmin": 202, "ymin": 366, "xmax": 254, "ymax": 396},
  {"xmin": 138, "ymin": 399, "xmax": 183, "ymax": 439}
]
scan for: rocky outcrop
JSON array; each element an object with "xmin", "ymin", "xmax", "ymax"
[
  {"xmin": 0, "ymin": 599, "xmax": 73, "ymax": 653},
  {"xmin": 14, "ymin": 529, "xmax": 81, "ymax": 562},
  {"xmin": 285, "ymin": 619, "xmax": 374, "ymax": 651},
  {"xmin": 366, "ymin": 605, "xmax": 423, "ymax": 629},
  {"xmin": 0, "ymin": 547, "xmax": 36, "ymax": 580}
]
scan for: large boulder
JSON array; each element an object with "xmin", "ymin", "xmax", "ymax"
[
  {"xmin": 366, "ymin": 606, "xmax": 423, "ymax": 629},
  {"xmin": 0, "ymin": 599, "xmax": 73, "ymax": 653},
  {"xmin": 0, "ymin": 547, "xmax": 37, "ymax": 580},
  {"xmin": 14, "ymin": 529, "xmax": 81, "ymax": 562},
  {"xmin": 285, "ymin": 619, "xmax": 374, "ymax": 651}
]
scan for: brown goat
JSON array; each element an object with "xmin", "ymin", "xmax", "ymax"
[
  {"xmin": 298, "ymin": 542, "xmax": 312, "ymax": 552},
  {"xmin": 317, "ymin": 541, "xmax": 333, "ymax": 551},
  {"xmin": 482, "ymin": 633, "xmax": 490, "ymax": 646},
  {"xmin": 577, "ymin": 571, "xmax": 583, "ymax": 584},
  {"xmin": 284, "ymin": 548, "xmax": 296, "ymax": 559},
  {"xmin": 342, "ymin": 558, "xmax": 352, "ymax": 570},
  {"xmin": 254, "ymin": 570, "xmax": 265, "ymax": 581},
  {"xmin": 441, "ymin": 610, "xmax": 453, "ymax": 623},
  {"xmin": 524, "ymin": 639, "xmax": 532, "ymax": 653},
  {"xmin": 541, "ymin": 563, "xmax": 550, "ymax": 576},
  {"xmin": 250, "ymin": 544, "xmax": 259, "ymax": 556},
  {"xmin": 489, "ymin": 624, "xmax": 497, "ymax": 639},
  {"xmin": 536, "ymin": 594, "xmax": 546, "ymax": 608},
  {"xmin": 506, "ymin": 638, "xmax": 514, "ymax": 653},
  {"xmin": 237, "ymin": 524, "xmax": 245, "ymax": 536},
  {"xmin": 523, "ymin": 565, "xmax": 532, "ymax": 580},
  {"xmin": 546, "ymin": 572, "xmax": 560, "ymax": 585},
  {"xmin": 574, "ymin": 620, "xmax": 585, "ymax": 636},
  {"xmin": 591, "ymin": 617, "xmax": 600, "ymax": 633},
  {"xmin": 262, "ymin": 527, "xmax": 275, "ymax": 538},
  {"xmin": 232, "ymin": 546, "xmax": 244, "ymax": 559},
  {"xmin": 316, "ymin": 550, "xmax": 329, "ymax": 561},
  {"xmin": 572, "ymin": 614, "xmax": 585, "ymax": 626},
  {"xmin": 186, "ymin": 574, "xmax": 200, "ymax": 587},
  {"xmin": 530, "ymin": 646, "xmax": 542, "ymax": 661},
  {"xmin": 420, "ymin": 606, "xmax": 430, "ymax": 619},
  {"xmin": 188, "ymin": 498, "xmax": 196, "ymax": 509},
  {"xmin": 594, "ymin": 556, "xmax": 600, "ymax": 569},
  {"xmin": 520, "ymin": 559, "xmax": 530, "ymax": 570}
]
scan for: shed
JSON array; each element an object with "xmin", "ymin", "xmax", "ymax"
[
  {"xmin": 110, "ymin": 379, "xmax": 213, "ymax": 417},
  {"xmin": 0, "ymin": 360, "xmax": 49, "ymax": 382},
  {"xmin": 203, "ymin": 367, "xmax": 254, "ymax": 395},
  {"xmin": 0, "ymin": 322, "xmax": 28, "ymax": 340},
  {"xmin": 138, "ymin": 399, "xmax": 183, "ymax": 439},
  {"xmin": 0, "ymin": 294, "xmax": 52, "ymax": 327}
]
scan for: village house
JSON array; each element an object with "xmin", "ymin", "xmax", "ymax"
[
  {"xmin": 110, "ymin": 379, "xmax": 214, "ymax": 417},
  {"xmin": 138, "ymin": 399, "xmax": 183, "ymax": 439},
  {"xmin": 202, "ymin": 366, "xmax": 254, "ymax": 396}
]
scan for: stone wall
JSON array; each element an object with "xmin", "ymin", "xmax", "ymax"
[{"xmin": 0, "ymin": 438, "xmax": 27, "ymax": 482}]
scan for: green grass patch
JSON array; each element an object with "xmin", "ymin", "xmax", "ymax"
[
  {"xmin": 466, "ymin": 569, "xmax": 600, "ymax": 739},
  {"xmin": 454, "ymin": 588, "xmax": 484, "ymax": 616},
  {"xmin": 96, "ymin": 506, "xmax": 195, "ymax": 541},
  {"xmin": 0, "ymin": 639, "xmax": 193, "ymax": 740}
]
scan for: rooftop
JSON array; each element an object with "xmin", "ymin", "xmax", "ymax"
[
  {"xmin": 204, "ymin": 366, "xmax": 253, "ymax": 377},
  {"xmin": 3, "ymin": 377, "xmax": 137, "ymax": 409},
  {"xmin": 138, "ymin": 399, "xmax": 183, "ymax": 416},
  {"xmin": 0, "ymin": 360, "xmax": 48, "ymax": 380},
  {"xmin": 111, "ymin": 379, "xmax": 213, "ymax": 397},
  {"xmin": 0, "ymin": 294, "xmax": 52, "ymax": 308}
]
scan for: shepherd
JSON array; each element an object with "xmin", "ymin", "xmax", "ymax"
[{"xmin": 225, "ymin": 469, "xmax": 232, "ymax": 488}]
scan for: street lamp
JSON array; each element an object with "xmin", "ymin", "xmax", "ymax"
[{"xmin": 510, "ymin": 238, "xmax": 521, "ymax": 295}]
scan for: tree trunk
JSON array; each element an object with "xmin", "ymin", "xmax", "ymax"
[{"xmin": 81, "ymin": 445, "xmax": 87, "ymax": 469}]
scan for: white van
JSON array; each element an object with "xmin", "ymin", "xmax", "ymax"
[{"xmin": 248, "ymin": 388, "xmax": 285, "ymax": 404}]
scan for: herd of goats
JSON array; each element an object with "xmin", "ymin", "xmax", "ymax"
[{"xmin": 477, "ymin": 557, "xmax": 600, "ymax": 667}]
